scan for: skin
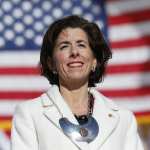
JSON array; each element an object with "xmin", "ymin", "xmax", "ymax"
[{"xmin": 51, "ymin": 27, "xmax": 97, "ymax": 115}]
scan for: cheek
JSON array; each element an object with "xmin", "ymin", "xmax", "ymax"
[
  {"xmin": 84, "ymin": 52, "xmax": 95, "ymax": 63},
  {"xmin": 54, "ymin": 52, "xmax": 67, "ymax": 67}
]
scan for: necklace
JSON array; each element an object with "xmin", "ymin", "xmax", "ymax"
[
  {"xmin": 74, "ymin": 93, "xmax": 94, "ymax": 125},
  {"xmin": 59, "ymin": 116, "xmax": 99, "ymax": 143},
  {"xmin": 59, "ymin": 93, "xmax": 99, "ymax": 143}
]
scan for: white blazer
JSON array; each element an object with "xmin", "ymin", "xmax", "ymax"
[{"xmin": 11, "ymin": 85, "xmax": 144, "ymax": 150}]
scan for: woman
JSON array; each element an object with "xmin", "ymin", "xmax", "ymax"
[{"xmin": 11, "ymin": 15, "xmax": 144, "ymax": 150}]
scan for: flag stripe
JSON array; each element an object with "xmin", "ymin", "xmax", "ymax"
[
  {"xmin": 100, "ymin": 72, "xmax": 150, "ymax": 89},
  {"xmin": 100, "ymin": 87, "xmax": 150, "ymax": 97},
  {"xmin": 110, "ymin": 35, "xmax": 150, "ymax": 48},
  {"xmin": 109, "ymin": 46, "xmax": 150, "ymax": 65},
  {"xmin": 0, "ymin": 116, "xmax": 12, "ymax": 121},
  {"xmin": 106, "ymin": 0, "xmax": 150, "ymax": 16},
  {"xmin": 135, "ymin": 111, "xmax": 150, "ymax": 116},
  {"xmin": 0, "ymin": 67, "xmax": 40, "ymax": 75},
  {"xmin": 109, "ymin": 21, "xmax": 150, "ymax": 41},
  {"xmin": 107, "ymin": 62, "xmax": 150, "ymax": 74},
  {"xmin": 0, "ymin": 100, "xmax": 21, "ymax": 115},
  {"xmin": 115, "ymin": 97, "xmax": 150, "ymax": 112},
  {"xmin": 108, "ymin": 9, "xmax": 150, "ymax": 25},
  {"xmin": 0, "ymin": 51, "xmax": 39, "ymax": 67},
  {"xmin": 0, "ymin": 91, "xmax": 43, "ymax": 99},
  {"xmin": 0, "ymin": 76, "xmax": 49, "ymax": 90}
]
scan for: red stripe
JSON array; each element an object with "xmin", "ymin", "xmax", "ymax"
[
  {"xmin": 0, "ymin": 67, "xmax": 40, "ymax": 75},
  {"xmin": 110, "ymin": 35, "xmax": 150, "ymax": 49},
  {"xmin": 5, "ymin": 130, "xmax": 11, "ymax": 138},
  {"xmin": 0, "ymin": 116, "xmax": 12, "ymax": 120},
  {"xmin": 0, "ymin": 91, "xmax": 44, "ymax": 99},
  {"xmin": 107, "ymin": 62, "xmax": 150, "ymax": 74},
  {"xmin": 135, "ymin": 111, "xmax": 150, "ymax": 116},
  {"xmin": 108, "ymin": 9, "xmax": 150, "ymax": 25},
  {"xmin": 99, "ymin": 87, "xmax": 150, "ymax": 98}
]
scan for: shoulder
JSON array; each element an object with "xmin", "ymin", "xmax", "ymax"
[
  {"xmin": 100, "ymin": 91, "xmax": 137, "ymax": 128},
  {"xmin": 13, "ymin": 92, "xmax": 47, "ymax": 118},
  {"xmin": 104, "ymin": 93, "xmax": 135, "ymax": 120},
  {"xmin": 16, "ymin": 96, "xmax": 42, "ymax": 110},
  {"xmin": 92, "ymin": 87, "xmax": 136, "ymax": 123},
  {"xmin": 104, "ymin": 95, "xmax": 137, "ymax": 127}
]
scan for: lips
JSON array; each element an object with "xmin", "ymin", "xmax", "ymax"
[{"xmin": 67, "ymin": 61, "xmax": 84, "ymax": 67}]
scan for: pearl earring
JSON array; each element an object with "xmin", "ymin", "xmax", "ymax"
[
  {"xmin": 53, "ymin": 70, "xmax": 57, "ymax": 74},
  {"xmin": 92, "ymin": 66, "xmax": 96, "ymax": 72}
]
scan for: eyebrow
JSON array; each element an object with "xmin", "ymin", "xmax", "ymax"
[
  {"xmin": 76, "ymin": 40, "xmax": 88, "ymax": 44},
  {"xmin": 57, "ymin": 40, "xmax": 88, "ymax": 47},
  {"xmin": 57, "ymin": 41, "xmax": 70, "ymax": 46}
]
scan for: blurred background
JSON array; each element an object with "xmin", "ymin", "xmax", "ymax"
[{"xmin": 0, "ymin": 0, "xmax": 150, "ymax": 149}]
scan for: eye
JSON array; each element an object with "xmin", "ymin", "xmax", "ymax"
[
  {"xmin": 78, "ymin": 43, "xmax": 86, "ymax": 48},
  {"xmin": 60, "ymin": 45, "xmax": 68, "ymax": 50}
]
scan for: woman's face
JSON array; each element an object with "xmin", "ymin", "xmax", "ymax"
[{"xmin": 52, "ymin": 27, "xmax": 97, "ymax": 86}]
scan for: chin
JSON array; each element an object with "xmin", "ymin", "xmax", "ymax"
[{"xmin": 68, "ymin": 75, "xmax": 88, "ymax": 82}]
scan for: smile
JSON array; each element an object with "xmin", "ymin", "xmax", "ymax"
[{"xmin": 67, "ymin": 61, "xmax": 84, "ymax": 67}]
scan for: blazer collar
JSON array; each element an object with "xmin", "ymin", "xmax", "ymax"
[{"xmin": 41, "ymin": 85, "xmax": 120, "ymax": 150}]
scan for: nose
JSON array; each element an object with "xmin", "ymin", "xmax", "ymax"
[{"xmin": 70, "ymin": 45, "xmax": 79, "ymax": 57}]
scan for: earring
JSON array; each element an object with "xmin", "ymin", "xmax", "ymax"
[
  {"xmin": 53, "ymin": 70, "xmax": 57, "ymax": 74},
  {"xmin": 92, "ymin": 66, "xmax": 96, "ymax": 72}
]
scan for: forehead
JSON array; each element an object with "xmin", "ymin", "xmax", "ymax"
[{"xmin": 56, "ymin": 27, "xmax": 88, "ymax": 42}]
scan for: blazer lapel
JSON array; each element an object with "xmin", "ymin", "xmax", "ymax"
[
  {"xmin": 42, "ymin": 94, "xmax": 61, "ymax": 128},
  {"xmin": 43, "ymin": 85, "xmax": 78, "ymax": 124},
  {"xmin": 89, "ymin": 89, "xmax": 120, "ymax": 150},
  {"xmin": 41, "ymin": 85, "xmax": 89, "ymax": 150}
]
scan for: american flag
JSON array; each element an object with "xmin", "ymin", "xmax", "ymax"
[{"xmin": 0, "ymin": 0, "xmax": 150, "ymax": 149}]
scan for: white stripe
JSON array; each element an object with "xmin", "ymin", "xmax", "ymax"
[
  {"xmin": 106, "ymin": 0, "xmax": 150, "ymax": 16},
  {"xmin": 114, "ymin": 96, "xmax": 150, "ymax": 112},
  {"xmin": 0, "ymin": 97, "xmax": 150, "ymax": 115},
  {"xmin": 0, "ymin": 50, "xmax": 40, "ymax": 67},
  {"xmin": 97, "ymin": 72, "xmax": 150, "ymax": 89},
  {"xmin": 0, "ymin": 72, "xmax": 149, "ymax": 90},
  {"xmin": 0, "ymin": 100, "xmax": 21, "ymax": 115},
  {"xmin": 109, "ymin": 46, "xmax": 150, "ymax": 65},
  {"xmin": 109, "ymin": 21, "xmax": 150, "ymax": 42},
  {"xmin": 0, "ymin": 76, "xmax": 50, "ymax": 90}
]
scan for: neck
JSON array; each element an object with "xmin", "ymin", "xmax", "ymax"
[{"xmin": 59, "ymin": 83, "xmax": 89, "ymax": 116}]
